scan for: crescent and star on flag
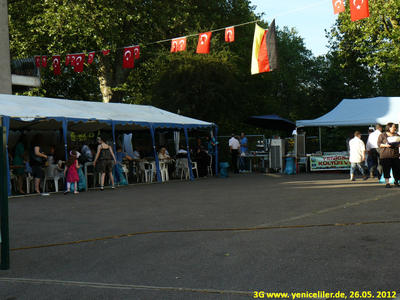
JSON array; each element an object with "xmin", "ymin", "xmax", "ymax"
[
  {"xmin": 334, "ymin": 0, "xmax": 342, "ymax": 8},
  {"xmin": 200, "ymin": 34, "xmax": 208, "ymax": 45},
  {"xmin": 354, "ymin": 0, "xmax": 364, "ymax": 9}
]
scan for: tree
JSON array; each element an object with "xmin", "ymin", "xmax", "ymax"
[
  {"xmin": 330, "ymin": 1, "xmax": 400, "ymax": 68},
  {"xmin": 327, "ymin": 1, "xmax": 400, "ymax": 96},
  {"xmin": 8, "ymin": 0, "xmax": 258, "ymax": 103}
]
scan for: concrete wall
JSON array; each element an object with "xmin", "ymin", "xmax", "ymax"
[{"xmin": 0, "ymin": 0, "xmax": 11, "ymax": 94}]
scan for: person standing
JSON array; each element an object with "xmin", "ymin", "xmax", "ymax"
[
  {"xmin": 377, "ymin": 123, "xmax": 400, "ymax": 188},
  {"xmin": 349, "ymin": 131, "xmax": 368, "ymax": 181},
  {"xmin": 13, "ymin": 134, "xmax": 28, "ymax": 194},
  {"xmin": 64, "ymin": 150, "xmax": 81, "ymax": 194},
  {"xmin": 229, "ymin": 133, "xmax": 240, "ymax": 173},
  {"xmin": 239, "ymin": 132, "xmax": 248, "ymax": 172},
  {"xmin": 193, "ymin": 137, "xmax": 203, "ymax": 154},
  {"xmin": 29, "ymin": 134, "xmax": 48, "ymax": 194},
  {"xmin": 93, "ymin": 136, "xmax": 117, "ymax": 190},
  {"xmin": 205, "ymin": 135, "xmax": 216, "ymax": 175},
  {"xmin": 366, "ymin": 124, "xmax": 383, "ymax": 179}
]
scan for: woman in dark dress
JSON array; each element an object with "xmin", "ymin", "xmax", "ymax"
[
  {"xmin": 377, "ymin": 122, "xmax": 400, "ymax": 188},
  {"xmin": 29, "ymin": 134, "xmax": 48, "ymax": 194},
  {"xmin": 93, "ymin": 136, "xmax": 117, "ymax": 190},
  {"xmin": 13, "ymin": 134, "xmax": 28, "ymax": 194},
  {"xmin": 194, "ymin": 145, "xmax": 210, "ymax": 178}
]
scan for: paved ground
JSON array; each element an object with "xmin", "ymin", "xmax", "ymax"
[{"xmin": 1, "ymin": 171, "xmax": 400, "ymax": 300}]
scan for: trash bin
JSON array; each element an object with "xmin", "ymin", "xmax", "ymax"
[
  {"xmin": 219, "ymin": 162, "xmax": 230, "ymax": 178},
  {"xmin": 284, "ymin": 157, "xmax": 296, "ymax": 175}
]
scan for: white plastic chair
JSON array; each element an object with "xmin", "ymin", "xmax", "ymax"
[
  {"xmin": 138, "ymin": 161, "xmax": 152, "ymax": 183},
  {"xmin": 117, "ymin": 162, "xmax": 129, "ymax": 184},
  {"xmin": 148, "ymin": 161, "xmax": 157, "ymax": 182},
  {"xmin": 297, "ymin": 156, "xmax": 308, "ymax": 172},
  {"xmin": 159, "ymin": 161, "xmax": 169, "ymax": 182},
  {"xmin": 176, "ymin": 158, "xmax": 190, "ymax": 180},
  {"xmin": 43, "ymin": 164, "xmax": 64, "ymax": 192},
  {"xmin": 191, "ymin": 161, "xmax": 198, "ymax": 178},
  {"xmin": 25, "ymin": 162, "xmax": 35, "ymax": 194}
]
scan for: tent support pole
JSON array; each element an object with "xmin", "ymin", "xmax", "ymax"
[
  {"xmin": 294, "ymin": 127, "xmax": 298, "ymax": 160},
  {"xmin": 2, "ymin": 116, "xmax": 11, "ymax": 196},
  {"xmin": 0, "ymin": 126, "xmax": 10, "ymax": 270},
  {"xmin": 214, "ymin": 125, "xmax": 219, "ymax": 177},
  {"xmin": 62, "ymin": 118, "xmax": 68, "ymax": 162},
  {"xmin": 183, "ymin": 125, "xmax": 194, "ymax": 180},
  {"xmin": 319, "ymin": 127, "xmax": 322, "ymax": 153},
  {"xmin": 150, "ymin": 124, "xmax": 161, "ymax": 182}
]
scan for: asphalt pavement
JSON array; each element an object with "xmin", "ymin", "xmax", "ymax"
[{"xmin": 1, "ymin": 171, "xmax": 399, "ymax": 300}]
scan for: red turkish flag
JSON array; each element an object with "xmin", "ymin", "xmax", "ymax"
[
  {"xmin": 52, "ymin": 55, "xmax": 61, "ymax": 75},
  {"xmin": 35, "ymin": 56, "xmax": 41, "ymax": 67},
  {"xmin": 225, "ymin": 27, "xmax": 235, "ymax": 42},
  {"xmin": 350, "ymin": 0, "xmax": 370, "ymax": 21},
  {"xmin": 102, "ymin": 50, "xmax": 110, "ymax": 56},
  {"xmin": 41, "ymin": 56, "xmax": 47, "ymax": 67},
  {"xmin": 70, "ymin": 54, "xmax": 76, "ymax": 66},
  {"xmin": 171, "ymin": 37, "xmax": 186, "ymax": 52},
  {"xmin": 88, "ymin": 52, "xmax": 95, "ymax": 64},
  {"xmin": 196, "ymin": 32, "xmax": 212, "ymax": 54},
  {"xmin": 123, "ymin": 47, "xmax": 134, "ymax": 69},
  {"xmin": 65, "ymin": 54, "xmax": 71, "ymax": 65},
  {"xmin": 332, "ymin": 0, "xmax": 345, "ymax": 14},
  {"xmin": 74, "ymin": 53, "xmax": 85, "ymax": 73},
  {"xmin": 133, "ymin": 46, "xmax": 140, "ymax": 59}
]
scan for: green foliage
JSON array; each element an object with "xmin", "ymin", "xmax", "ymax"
[
  {"xmin": 11, "ymin": 0, "xmax": 397, "ymax": 137},
  {"xmin": 336, "ymin": 0, "xmax": 400, "ymax": 69},
  {"xmin": 149, "ymin": 52, "xmax": 244, "ymax": 128},
  {"xmin": 327, "ymin": 1, "xmax": 400, "ymax": 96}
]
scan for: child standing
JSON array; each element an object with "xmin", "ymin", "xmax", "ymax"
[{"xmin": 64, "ymin": 150, "xmax": 81, "ymax": 194}]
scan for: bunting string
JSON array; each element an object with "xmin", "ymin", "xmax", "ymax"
[
  {"xmin": 29, "ymin": 0, "xmax": 367, "ymax": 73},
  {"xmin": 37, "ymin": 0, "xmax": 334, "ymax": 56},
  {"xmin": 147, "ymin": 20, "xmax": 258, "ymax": 46}
]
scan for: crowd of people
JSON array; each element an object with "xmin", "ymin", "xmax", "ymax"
[
  {"xmin": 8, "ymin": 133, "xmax": 218, "ymax": 195},
  {"xmin": 9, "ymin": 126, "xmax": 399, "ymax": 195},
  {"xmin": 349, "ymin": 123, "xmax": 400, "ymax": 188}
]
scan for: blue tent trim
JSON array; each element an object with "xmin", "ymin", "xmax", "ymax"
[{"xmin": 2, "ymin": 96, "xmax": 218, "ymax": 194}]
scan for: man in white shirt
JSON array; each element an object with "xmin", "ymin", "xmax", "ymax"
[
  {"xmin": 366, "ymin": 124, "xmax": 382, "ymax": 179},
  {"xmin": 349, "ymin": 131, "xmax": 367, "ymax": 181},
  {"xmin": 229, "ymin": 133, "xmax": 241, "ymax": 173},
  {"xmin": 132, "ymin": 147, "xmax": 141, "ymax": 159}
]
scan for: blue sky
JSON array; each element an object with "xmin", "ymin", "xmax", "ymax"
[{"xmin": 250, "ymin": 0, "xmax": 338, "ymax": 56}]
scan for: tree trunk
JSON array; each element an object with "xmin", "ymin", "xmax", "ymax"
[
  {"xmin": 98, "ymin": 55, "xmax": 114, "ymax": 103},
  {"xmin": 97, "ymin": 49, "xmax": 133, "ymax": 103}
]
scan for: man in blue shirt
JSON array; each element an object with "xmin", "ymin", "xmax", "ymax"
[
  {"xmin": 239, "ymin": 132, "xmax": 248, "ymax": 172},
  {"xmin": 116, "ymin": 146, "xmax": 133, "ymax": 164}
]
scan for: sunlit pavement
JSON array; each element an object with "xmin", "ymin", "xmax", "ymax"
[{"xmin": 1, "ymin": 172, "xmax": 399, "ymax": 299}]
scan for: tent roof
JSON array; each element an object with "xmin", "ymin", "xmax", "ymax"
[
  {"xmin": 244, "ymin": 114, "xmax": 295, "ymax": 132},
  {"xmin": 0, "ymin": 94, "xmax": 214, "ymax": 132},
  {"xmin": 296, "ymin": 97, "xmax": 400, "ymax": 128}
]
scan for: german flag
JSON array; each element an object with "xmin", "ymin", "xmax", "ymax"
[{"xmin": 251, "ymin": 19, "xmax": 279, "ymax": 75}]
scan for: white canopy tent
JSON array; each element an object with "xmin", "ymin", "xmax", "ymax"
[
  {"xmin": 0, "ymin": 94, "xmax": 214, "ymax": 132},
  {"xmin": 295, "ymin": 97, "xmax": 400, "ymax": 157},
  {"xmin": 1, "ymin": 94, "xmax": 218, "ymax": 195},
  {"xmin": 296, "ymin": 97, "xmax": 400, "ymax": 127}
]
